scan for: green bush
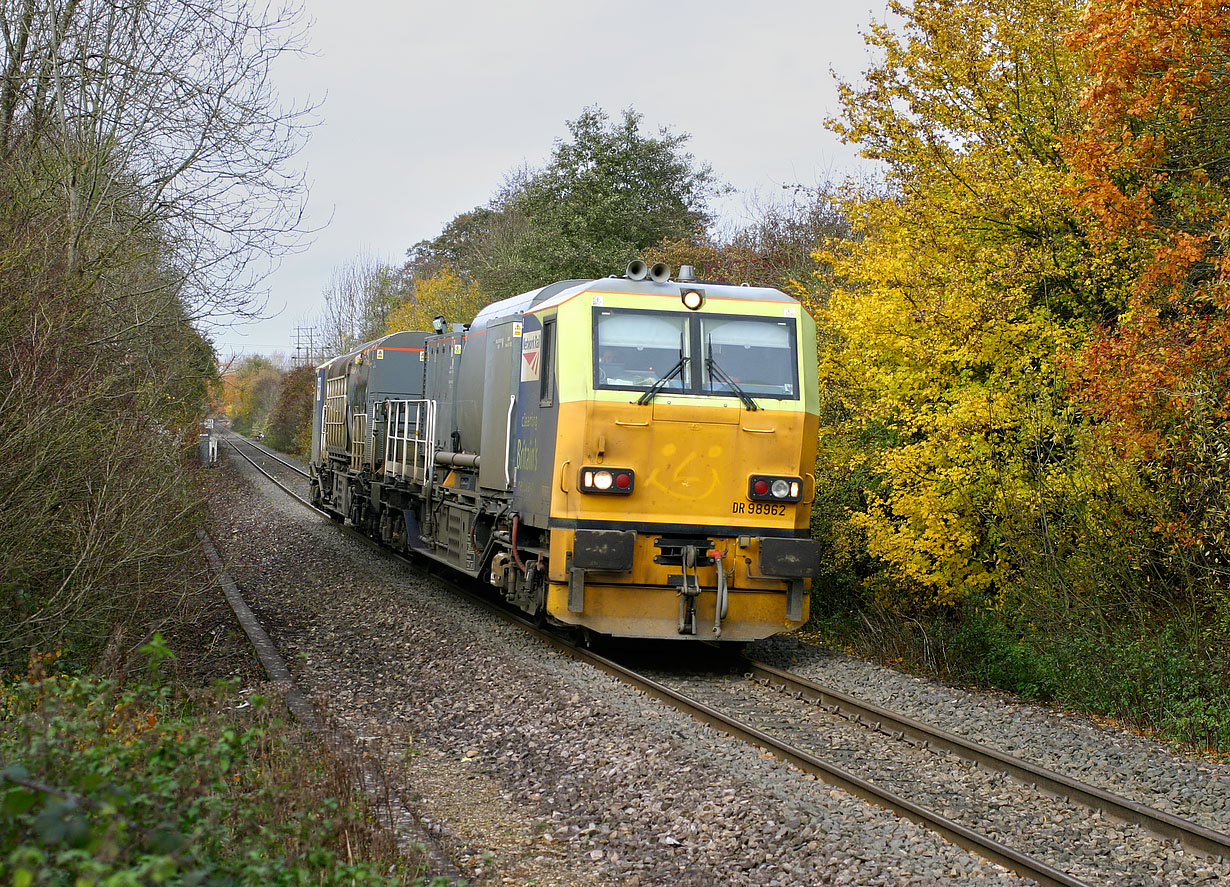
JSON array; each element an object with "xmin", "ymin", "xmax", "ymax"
[
  {"xmin": 809, "ymin": 593, "xmax": 1230, "ymax": 752},
  {"xmin": 948, "ymin": 606, "xmax": 1062, "ymax": 701},
  {"xmin": 1044, "ymin": 621, "xmax": 1230, "ymax": 751},
  {"xmin": 1, "ymin": 645, "xmax": 439, "ymax": 886}
]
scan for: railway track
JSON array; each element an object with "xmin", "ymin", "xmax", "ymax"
[
  {"xmin": 223, "ymin": 432, "xmax": 312, "ymax": 488},
  {"xmin": 220, "ymin": 431, "xmax": 1229, "ymax": 886},
  {"xmin": 733, "ymin": 659, "xmax": 1230, "ymax": 860}
]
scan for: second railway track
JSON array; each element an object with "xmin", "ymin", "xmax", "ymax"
[{"xmin": 220, "ymin": 429, "xmax": 1230, "ymax": 886}]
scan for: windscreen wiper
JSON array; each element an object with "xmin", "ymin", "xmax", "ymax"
[
  {"xmin": 707, "ymin": 355, "xmax": 758, "ymax": 411},
  {"xmin": 636, "ymin": 356, "xmax": 689, "ymax": 405}
]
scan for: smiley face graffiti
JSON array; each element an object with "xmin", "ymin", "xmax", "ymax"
[{"xmin": 645, "ymin": 443, "xmax": 725, "ymax": 501}]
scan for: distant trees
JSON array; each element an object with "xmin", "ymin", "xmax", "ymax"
[
  {"xmin": 401, "ymin": 107, "xmax": 721, "ymax": 301},
  {"xmin": 219, "ymin": 358, "xmax": 313, "ymax": 458},
  {"xmin": 226, "ymin": 356, "xmax": 286, "ymax": 435},
  {"xmin": 264, "ymin": 365, "xmax": 316, "ymax": 456}
]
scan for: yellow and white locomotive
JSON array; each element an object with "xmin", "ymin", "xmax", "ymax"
[{"xmin": 310, "ymin": 262, "xmax": 820, "ymax": 641}]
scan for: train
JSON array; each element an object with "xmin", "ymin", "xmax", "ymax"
[{"xmin": 309, "ymin": 261, "xmax": 820, "ymax": 641}]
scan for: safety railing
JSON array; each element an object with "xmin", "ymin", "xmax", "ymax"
[{"xmin": 384, "ymin": 399, "xmax": 436, "ymax": 485}]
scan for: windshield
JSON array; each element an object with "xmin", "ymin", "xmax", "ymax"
[
  {"xmin": 594, "ymin": 310, "xmax": 690, "ymax": 389},
  {"xmin": 701, "ymin": 317, "xmax": 797, "ymax": 398},
  {"xmin": 592, "ymin": 308, "xmax": 799, "ymax": 400}
]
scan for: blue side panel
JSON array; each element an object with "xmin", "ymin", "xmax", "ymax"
[{"xmin": 511, "ymin": 311, "xmax": 559, "ymax": 528}]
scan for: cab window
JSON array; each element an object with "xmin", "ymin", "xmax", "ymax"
[
  {"xmin": 591, "ymin": 307, "xmax": 799, "ymax": 401},
  {"xmin": 594, "ymin": 310, "xmax": 690, "ymax": 390},
  {"xmin": 700, "ymin": 317, "xmax": 797, "ymax": 398}
]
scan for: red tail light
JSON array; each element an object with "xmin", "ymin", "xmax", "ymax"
[
  {"xmin": 580, "ymin": 467, "xmax": 635, "ymax": 494},
  {"xmin": 748, "ymin": 475, "xmax": 802, "ymax": 503}
]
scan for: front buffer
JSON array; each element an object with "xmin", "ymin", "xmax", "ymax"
[{"xmin": 546, "ymin": 527, "xmax": 819, "ymax": 641}]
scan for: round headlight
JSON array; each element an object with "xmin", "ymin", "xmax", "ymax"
[
  {"xmin": 594, "ymin": 470, "xmax": 614, "ymax": 490},
  {"xmin": 682, "ymin": 290, "xmax": 704, "ymax": 310},
  {"xmin": 770, "ymin": 479, "xmax": 791, "ymax": 498}
]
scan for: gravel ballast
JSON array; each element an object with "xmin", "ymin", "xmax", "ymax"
[
  {"xmin": 648, "ymin": 665, "xmax": 1229, "ymax": 885},
  {"xmin": 209, "ymin": 445, "xmax": 1226, "ymax": 885},
  {"xmin": 752, "ymin": 635, "xmax": 1230, "ymax": 839}
]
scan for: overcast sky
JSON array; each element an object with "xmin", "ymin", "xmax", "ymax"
[{"xmin": 211, "ymin": 0, "xmax": 885, "ymax": 361}]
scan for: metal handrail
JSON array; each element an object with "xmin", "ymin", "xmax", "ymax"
[{"xmin": 383, "ymin": 399, "xmax": 436, "ymax": 485}]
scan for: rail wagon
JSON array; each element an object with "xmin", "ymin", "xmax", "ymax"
[{"xmin": 309, "ymin": 262, "xmax": 821, "ymax": 640}]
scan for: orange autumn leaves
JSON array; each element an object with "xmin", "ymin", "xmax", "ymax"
[{"xmin": 1069, "ymin": 1, "xmax": 1230, "ymax": 455}]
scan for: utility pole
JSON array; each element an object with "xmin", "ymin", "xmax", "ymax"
[{"xmin": 292, "ymin": 326, "xmax": 316, "ymax": 368}]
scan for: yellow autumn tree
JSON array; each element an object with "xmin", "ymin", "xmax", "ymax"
[
  {"xmin": 822, "ymin": 0, "xmax": 1103, "ymax": 608},
  {"xmin": 385, "ymin": 264, "xmax": 488, "ymax": 333}
]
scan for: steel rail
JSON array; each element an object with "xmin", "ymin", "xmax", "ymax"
[
  {"xmin": 223, "ymin": 435, "xmax": 1096, "ymax": 886},
  {"xmin": 221, "ymin": 437, "xmax": 323, "ymax": 517},
  {"xmin": 225, "ymin": 432, "xmax": 310, "ymax": 479},
  {"xmin": 742, "ymin": 658, "xmax": 1230, "ymax": 861},
  {"xmin": 537, "ymin": 635, "xmax": 1093, "ymax": 887}
]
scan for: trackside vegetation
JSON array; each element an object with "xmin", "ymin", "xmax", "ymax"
[
  {"xmin": 0, "ymin": 0, "xmax": 311, "ymax": 673},
  {"xmin": 811, "ymin": 0, "xmax": 1230, "ymax": 752},
  {"xmin": 0, "ymin": 1, "xmax": 445, "ymax": 881},
  {"xmin": 1, "ymin": 645, "xmax": 438, "ymax": 886}
]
